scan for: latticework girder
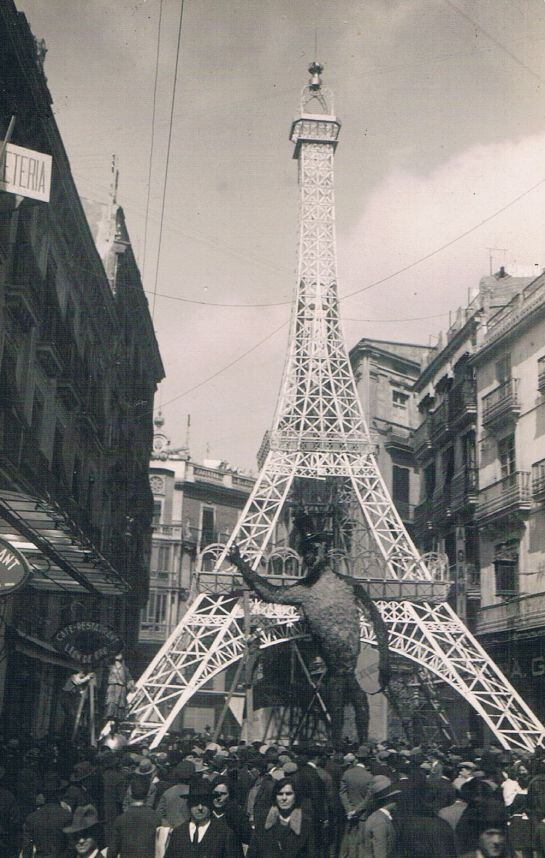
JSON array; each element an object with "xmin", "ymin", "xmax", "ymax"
[
  {"xmin": 130, "ymin": 68, "xmax": 545, "ymax": 750},
  {"xmin": 127, "ymin": 594, "xmax": 545, "ymax": 751}
]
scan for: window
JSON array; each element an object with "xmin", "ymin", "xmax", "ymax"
[
  {"xmin": 442, "ymin": 446, "xmax": 455, "ymax": 485},
  {"xmin": 462, "ymin": 432, "xmax": 476, "ymax": 470},
  {"xmin": 201, "ymin": 506, "xmax": 216, "ymax": 549},
  {"xmin": 392, "ymin": 389, "xmax": 409, "ymax": 410},
  {"xmin": 31, "ymin": 389, "xmax": 44, "ymax": 441},
  {"xmin": 156, "ymin": 544, "xmax": 171, "ymax": 572},
  {"xmin": 392, "ymin": 465, "xmax": 410, "ymax": 519},
  {"xmin": 72, "ymin": 457, "xmax": 82, "ymax": 503},
  {"xmin": 494, "ymin": 540, "xmax": 518, "ymax": 597},
  {"xmin": 142, "ymin": 592, "xmax": 168, "ymax": 627},
  {"xmin": 495, "ymin": 355, "xmax": 511, "ymax": 384},
  {"xmin": 152, "ymin": 501, "xmax": 162, "ymax": 528},
  {"xmin": 424, "ymin": 463, "xmax": 435, "ymax": 499},
  {"xmin": 498, "ymin": 434, "xmax": 515, "ymax": 478},
  {"xmin": 52, "ymin": 424, "xmax": 66, "ymax": 485}
]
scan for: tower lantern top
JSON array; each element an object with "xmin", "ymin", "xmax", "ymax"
[
  {"xmin": 308, "ymin": 61, "xmax": 323, "ymax": 89},
  {"xmin": 299, "ymin": 60, "xmax": 335, "ymax": 116}
]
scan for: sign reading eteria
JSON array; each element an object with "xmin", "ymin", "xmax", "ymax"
[
  {"xmin": 1, "ymin": 142, "xmax": 52, "ymax": 202},
  {"xmin": 0, "ymin": 537, "xmax": 31, "ymax": 595},
  {"xmin": 53, "ymin": 622, "xmax": 124, "ymax": 666}
]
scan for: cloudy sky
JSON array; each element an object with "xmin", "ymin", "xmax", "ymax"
[{"xmin": 15, "ymin": 0, "xmax": 545, "ymax": 471}]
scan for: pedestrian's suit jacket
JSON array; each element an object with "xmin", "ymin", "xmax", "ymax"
[
  {"xmin": 339, "ymin": 765, "xmax": 373, "ymax": 817},
  {"xmin": 164, "ymin": 816, "xmax": 239, "ymax": 858},
  {"xmin": 362, "ymin": 809, "xmax": 396, "ymax": 858}
]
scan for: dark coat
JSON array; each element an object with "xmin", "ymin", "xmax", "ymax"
[
  {"xmin": 396, "ymin": 814, "xmax": 456, "ymax": 858},
  {"xmin": 295, "ymin": 764, "xmax": 328, "ymax": 836},
  {"xmin": 213, "ymin": 800, "xmax": 252, "ymax": 845},
  {"xmin": 165, "ymin": 816, "xmax": 239, "ymax": 858},
  {"xmin": 247, "ymin": 808, "xmax": 314, "ymax": 858},
  {"xmin": 23, "ymin": 802, "xmax": 71, "ymax": 858},
  {"xmin": 108, "ymin": 803, "xmax": 161, "ymax": 857}
]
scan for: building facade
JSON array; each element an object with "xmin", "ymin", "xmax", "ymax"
[
  {"xmin": 137, "ymin": 415, "xmax": 254, "ymax": 734},
  {"xmin": 0, "ymin": 1, "xmax": 164, "ymax": 736},
  {"xmin": 349, "ymin": 338, "xmax": 432, "ymax": 537},
  {"xmin": 471, "ymin": 273, "xmax": 545, "ymax": 722}
]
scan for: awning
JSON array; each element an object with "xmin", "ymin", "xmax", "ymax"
[
  {"xmin": 0, "ymin": 490, "xmax": 129, "ymax": 596},
  {"xmin": 5, "ymin": 625, "xmax": 78, "ymax": 669}
]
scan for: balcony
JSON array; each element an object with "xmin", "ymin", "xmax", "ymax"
[
  {"xmin": 539, "ymin": 356, "xmax": 545, "ymax": 393},
  {"xmin": 450, "ymin": 467, "xmax": 478, "ymax": 513},
  {"xmin": 5, "ymin": 243, "xmax": 43, "ymax": 330},
  {"xmin": 481, "ymin": 378, "xmax": 520, "ymax": 431},
  {"xmin": 532, "ymin": 458, "xmax": 545, "ymax": 502},
  {"xmin": 431, "ymin": 483, "xmax": 452, "ymax": 526},
  {"xmin": 430, "ymin": 400, "xmax": 450, "ymax": 445},
  {"xmin": 36, "ymin": 311, "xmax": 63, "ymax": 378},
  {"xmin": 412, "ymin": 421, "xmax": 432, "ymax": 461},
  {"xmin": 475, "ymin": 471, "xmax": 531, "ymax": 525},
  {"xmin": 383, "ymin": 424, "xmax": 412, "ymax": 452},
  {"xmin": 393, "ymin": 500, "xmax": 415, "ymax": 523},
  {"xmin": 448, "ymin": 379, "xmax": 477, "ymax": 428},
  {"xmin": 414, "ymin": 499, "xmax": 434, "ymax": 536},
  {"xmin": 477, "ymin": 591, "xmax": 545, "ymax": 637},
  {"xmin": 465, "ymin": 564, "xmax": 481, "ymax": 598}
]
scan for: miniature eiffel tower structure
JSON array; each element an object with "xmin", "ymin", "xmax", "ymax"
[{"xmin": 127, "ymin": 64, "xmax": 545, "ymax": 751}]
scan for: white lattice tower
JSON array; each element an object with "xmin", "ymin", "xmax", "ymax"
[{"xmin": 127, "ymin": 64, "xmax": 545, "ymax": 750}]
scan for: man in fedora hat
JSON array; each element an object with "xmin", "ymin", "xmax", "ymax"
[
  {"xmin": 165, "ymin": 780, "xmax": 238, "ymax": 858},
  {"xmin": 361, "ymin": 776, "xmax": 400, "ymax": 858},
  {"xmin": 340, "ymin": 745, "xmax": 373, "ymax": 821},
  {"xmin": 63, "ymin": 804, "xmax": 106, "ymax": 857}
]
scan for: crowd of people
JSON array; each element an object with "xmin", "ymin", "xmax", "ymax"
[{"xmin": 0, "ymin": 730, "xmax": 544, "ymax": 857}]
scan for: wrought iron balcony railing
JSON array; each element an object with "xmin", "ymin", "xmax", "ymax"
[
  {"xmin": 476, "ymin": 471, "xmax": 531, "ymax": 523},
  {"xmin": 482, "ymin": 378, "xmax": 520, "ymax": 429},
  {"xmin": 450, "ymin": 467, "xmax": 478, "ymax": 512},
  {"xmin": 532, "ymin": 458, "xmax": 545, "ymax": 502},
  {"xmin": 539, "ymin": 356, "xmax": 545, "ymax": 393},
  {"xmin": 448, "ymin": 379, "xmax": 477, "ymax": 427},
  {"xmin": 412, "ymin": 420, "xmax": 433, "ymax": 460},
  {"xmin": 430, "ymin": 400, "xmax": 450, "ymax": 444}
]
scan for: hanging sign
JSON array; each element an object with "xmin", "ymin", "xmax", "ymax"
[
  {"xmin": 0, "ymin": 537, "xmax": 31, "ymax": 595},
  {"xmin": 52, "ymin": 622, "xmax": 123, "ymax": 666},
  {"xmin": 0, "ymin": 143, "xmax": 52, "ymax": 202}
]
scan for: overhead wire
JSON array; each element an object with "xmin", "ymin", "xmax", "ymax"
[
  {"xmin": 151, "ymin": 0, "xmax": 186, "ymax": 317},
  {"xmin": 159, "ymin": 320, "xmax": 288, "ymax": 410},
  {"xmin": 142, "ymin": 0, "xmax": 164, "ymax": 282},
  {"xmin": 133, "ymin": 172, "xmax": 545, "ymax": 309}
]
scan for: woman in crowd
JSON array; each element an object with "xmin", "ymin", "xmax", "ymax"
[{"xmin": 247, "ymin": 777, "xmax": 314, "ymax": 858}]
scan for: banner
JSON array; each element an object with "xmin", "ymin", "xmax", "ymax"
[{"xmin": 52, "ymin": 622, "xmax": 123, "ymax": 666}]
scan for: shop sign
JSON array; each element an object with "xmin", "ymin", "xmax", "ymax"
[
  {"xmin": 0, "ymin": 142, "xmax": 52, "ymax": 202},
  {"xmin": 0, "ymin": 537, "xmax": 31, "ymax": 595},
  {"xmin": 52, "ymin": 622, "xmax": 123, "ymax": 666}
]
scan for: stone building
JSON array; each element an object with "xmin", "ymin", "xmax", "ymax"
[
  {"xmin": 405, "ymin": 267, "xmax": 545, "ymax": 739},
  {"xmin": 0, "ymin": 1, "xmax": 163, "ymax": 735},
  {"xmin": 471, "ymin": 272, "xmax": 545, "ymax": 722},
  {"xmin": 137, "ymin": 415, "xmax": 255, "ymax": 734},
  {"xmin": 349, "ymin": 337, "xmax": 432, "ymax": 536}
]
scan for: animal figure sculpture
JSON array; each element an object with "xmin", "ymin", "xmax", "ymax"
[{"xmin": 228, "ymin": 544, "xmax": 390, "ymax": 747}]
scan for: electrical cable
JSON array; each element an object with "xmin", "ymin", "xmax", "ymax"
[
  {"xmin": 159, "ymin": 320, "xmax": 288, "ymax": 409},
  {"xmin": 141, "ymin": 0, "xmax": 164, "ymax": 281},
  {"xmin": 151, "ymin": 0, "xmax": 186, "ymax": 317},
  {"xmin": 443, "ymin": 0, "xmax": 544, "ymax": 86},
  {"xmin": 339, "ymin": 175, "xmax": 545, "ymax": 304}
]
